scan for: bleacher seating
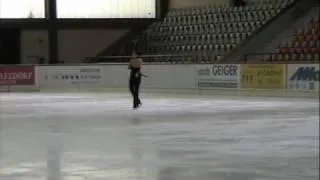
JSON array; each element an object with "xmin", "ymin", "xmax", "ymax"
[
  {"xmin": 106, "ymin": 0, "xmax": 294, "ymax": 64},
  {"xmin": 264, "ymin": 17, "xmax": 320, "ymax": 62}
]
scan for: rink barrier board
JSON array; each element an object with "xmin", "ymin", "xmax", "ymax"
[
  {"xmin": 37, "ymin": 65, "xmax": 107, "ymax": 88},
  {"xmin": 0, "ymin": 65, "xmax": 36, "ymax": 85},
  {"xmin": 240, "ymin": 64, "xmax": 285, "ymax": 90},
  {"xmin": 195, "ymin": 64, "xmax": 240, "ymax": 89},
  {"xmin": 1, "ymin": 64, "xmax": 319, "ymax": 97},
  {"xmin": 0, "ymin": 65, "xmax": 40, "ymax": 92},
  {"xmin": 37, "ymin": 65, "xmax": 198, "ymax": 89},
  {"xmin": 286, "ymin": 64, "xmax": 319, "ymax": 93}
]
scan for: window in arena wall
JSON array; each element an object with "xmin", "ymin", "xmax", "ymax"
[
  {"xmin": 56, "ymin": 0, "xmax": 156, "ymax": 18},
  {"xmin": 0, "ymin": 0, "xmax": 45, "ymax": 18}
]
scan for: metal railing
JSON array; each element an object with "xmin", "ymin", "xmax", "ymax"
[
  {"xmin": 86, "ymin": 53, "xmax": 222, "ymax": 64},
  {"xmin": 85, "ymin": 52, "xmax": 319, "ymax": 65}
]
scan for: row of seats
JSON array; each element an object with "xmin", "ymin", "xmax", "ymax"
[
  {"xmin": 289, "ymin": 40, "xmax": 320, "ymax": 48},
  {"xmin": 295, "ymin": 28, "xmax": 319, "ymax": 35},
  {"xmin": 247, "ymin": 0, "xmax": 292, "ymax": 4},
  {"xmin": 143, "ymin": 55, "xmax": 222, "ymax": 64},
  {"xmin": 147, "ymin": 32, "xmax": 250, "ymax": 41},
  {"xmin": 161, "ymin": 10, "xmax": 276, "ymax": 26},
  {"xmin": 167, "ymin": 0, "xmax": 292, "ymax": 16},
  {"xmin": 277, "ymin": 47, "xmax": 320, "ymax": 54},
  {"xmin": 152, "ymin": 23, "xmax": 260, "ymax": 35},
  {"xmin": 265, "ymin": 53, "xmax": 319, "ymax": 61},
  {"xmin": 146, "ymin": 43, "xmax": 237, "ymax": 54},
  {"xmin": 168, "ymin": 5, "xmax": 284, "ymax": 16},
  {"xmin": 294, "ymin": 34, "xmax": 320, "ymax": 42}
]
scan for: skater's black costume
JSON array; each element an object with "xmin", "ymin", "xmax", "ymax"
[{"xmin": 129, "ymin": 56, "xmax": 142, "ymax": 109}]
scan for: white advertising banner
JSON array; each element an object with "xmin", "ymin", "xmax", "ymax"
[
  {"xmin": 142, "ymin": 65, "xmax": 196, "ymax": 89},
  {"xmin": 38, "ymin": 66, "xmax": 106, "ymax": 88},
  {"xmin": 287, "ymin": 64, "xmax": 319, "ymax": 93},
  {"xmin": 195, "ymin": 64, "xmax": 240, "ymax": 89},
  {"xmin": 38, "ymin": 65, "xmax": 197, "ymax": 90},
  {"xmin": 102, "ymin": 65, "xmax": 129, "ymax": 88}
]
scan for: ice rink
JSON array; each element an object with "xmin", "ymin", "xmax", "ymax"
[{"xmin": 0, "ymin": 92, "xmax": 319, "ymax": 180}]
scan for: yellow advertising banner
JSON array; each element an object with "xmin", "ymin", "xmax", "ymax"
[{"xmin": 240, "ymin": 64, "xmax": 284, "ymax": 89}]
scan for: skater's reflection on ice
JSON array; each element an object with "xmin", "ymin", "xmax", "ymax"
[{"xmin": 46, "ymin": 118, "xmax": 64, "ymax": 180}]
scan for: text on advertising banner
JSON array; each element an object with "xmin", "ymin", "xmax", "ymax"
[
  {"xmin": 38, "ymin": 66, "xmax": 104, "ymax": 87},
  {"xmin": 0, "ymin": 66, "xmax": 35, "ymax": 85},
  {"xmin": 287, "ymin": 64, "xmax": 319, "ymax": 93},
  {"xmin": 240, "ymin": 64, "xmax": 284, "ymax": 89},
  {"xmin": 196, "ymin": 64, "xmax": 239, "ymax": 88}
]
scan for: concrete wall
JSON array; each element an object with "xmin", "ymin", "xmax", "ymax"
[
  {"xmin": 58, "ymin": 29, "xmax": 128, "ymax": 63},
  {"xmin": 21, "ymin": 30, "xmax": 49, "ymax": 64},
  {"xmin": 169, "ymin": 0, "xmax": 229, "ymax": 8},
  {"xmin": 21, "ymin": 29, "xmax": 128, "ymax": 64}
]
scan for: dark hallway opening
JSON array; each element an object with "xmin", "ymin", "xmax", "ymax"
[{"xmin": 0, "ymin": 28, "xmax": 21, "ymax": 64}]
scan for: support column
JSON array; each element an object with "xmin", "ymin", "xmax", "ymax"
[
  {"xmin": 47, "ymin": 0, "xmax": 58, "ymax": 64},
  {"xmin": 48, "ymin": 28, "xmax": 58, "ymax": 64}
]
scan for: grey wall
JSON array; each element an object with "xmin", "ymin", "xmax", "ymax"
[
  {"xmin": 21, "ymin": 29, "xmax": 129, "ymax": 64},
  {"xmin": 21, "ymin": 30, "xmax": 49, "ymax": 64},
  {"xmin": 169, "ymin": 0, "xmax": 229, "ymax": 8}
]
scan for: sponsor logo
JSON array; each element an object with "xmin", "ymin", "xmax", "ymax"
[
  {"xmin": 80, "ymin": 68, "xmax": 100, "ymax": 73},
  {"xmin": 0, "ymin": 66, "xmax": 35, "ymax": 85},
  {"xmin": 289, "ymin": 66, "xmax": 319, "ymax": 91},
  {"xmin": 240, "ymin": 64, "xmax": 284, "ymax": 89},
  {"xmin": 197, "ymin": 65, "xmax": 238, "ymax": 88},
  {"xmin": 44, "ymin": 68, "xmax": 102, "ymax": 85},
  {"xmin": 198, "ymin": 81, "xmax": 237, "ymax": 88},
  {"xmin": 198, "ymin": 65, "xmax": 238, "ymax": 76},
  {"xmin": 0, "ymin": 72, "xmax": 33, "ymax": 81},
  {"xmin": 290, "ymin": 67, "xmax": 319, "ymax": 81},
  {"xmin": 60, "ymin": 75, "xmax": 101, "ymax": 80},
  {"xmin": 212, "ymin": 64, "xmax": 238, "ymax": 76}
]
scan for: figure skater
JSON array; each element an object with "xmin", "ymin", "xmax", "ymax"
[{"xmin": 128, "ymin": 51, "xmax": 143, "ymax": 109}]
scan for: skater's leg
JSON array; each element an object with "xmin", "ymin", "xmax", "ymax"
[
  {"xmin": 131, "ymin": 78, "xmax": 138, "ymax": 108},
  {"xmin": 130, "ymin": 78, "xmax": 137, "ymax": 108},
  {"xmin": 133, "ymin": 77, "xmax": 142, "ymax": 108},
  {"xmin": 129, "ymin": 78, "xmax": 135, "ymax": 97},
  {"xmin": 134, "ymin": 77, "xmax": 142, "ymax": 107},
  {"xmin": 136, "ymin": 77, "xmax": 142, "ymax": 105}
]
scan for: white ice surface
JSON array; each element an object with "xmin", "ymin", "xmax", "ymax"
[{"xmin": 0, "ymin": 92, "xmax": 319, "ymax": 180}]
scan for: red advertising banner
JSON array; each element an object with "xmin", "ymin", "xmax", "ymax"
[{"xmin": 0, "ymin": 66, "xmax": 35, "ymax": 85}]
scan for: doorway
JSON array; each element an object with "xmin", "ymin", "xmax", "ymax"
[{"xmin": 0, "ymin": 28, "xmax": 21, "ymax": 64}]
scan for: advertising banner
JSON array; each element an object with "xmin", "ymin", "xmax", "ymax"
[
  {"xmin": 240, "ymin": 64, "xmax": 284, "ymax": 89},
  {"xmin": 287, "ymin": 64, "xmax": 319, "ymax": 93},
  {"xmin": 143, "ymin": 65, "xmax": 196, "ymax": 89},
  {"xmin": 195, "ymin": 64, "xmax": 239, "ymax": 88},
  {"xmin": 0, "ymin": 66, "xmax": 35, "ymax": 85},
  {"xmin": 38, "ymin": 66, "xmax": 105, "ymax": 87}
]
